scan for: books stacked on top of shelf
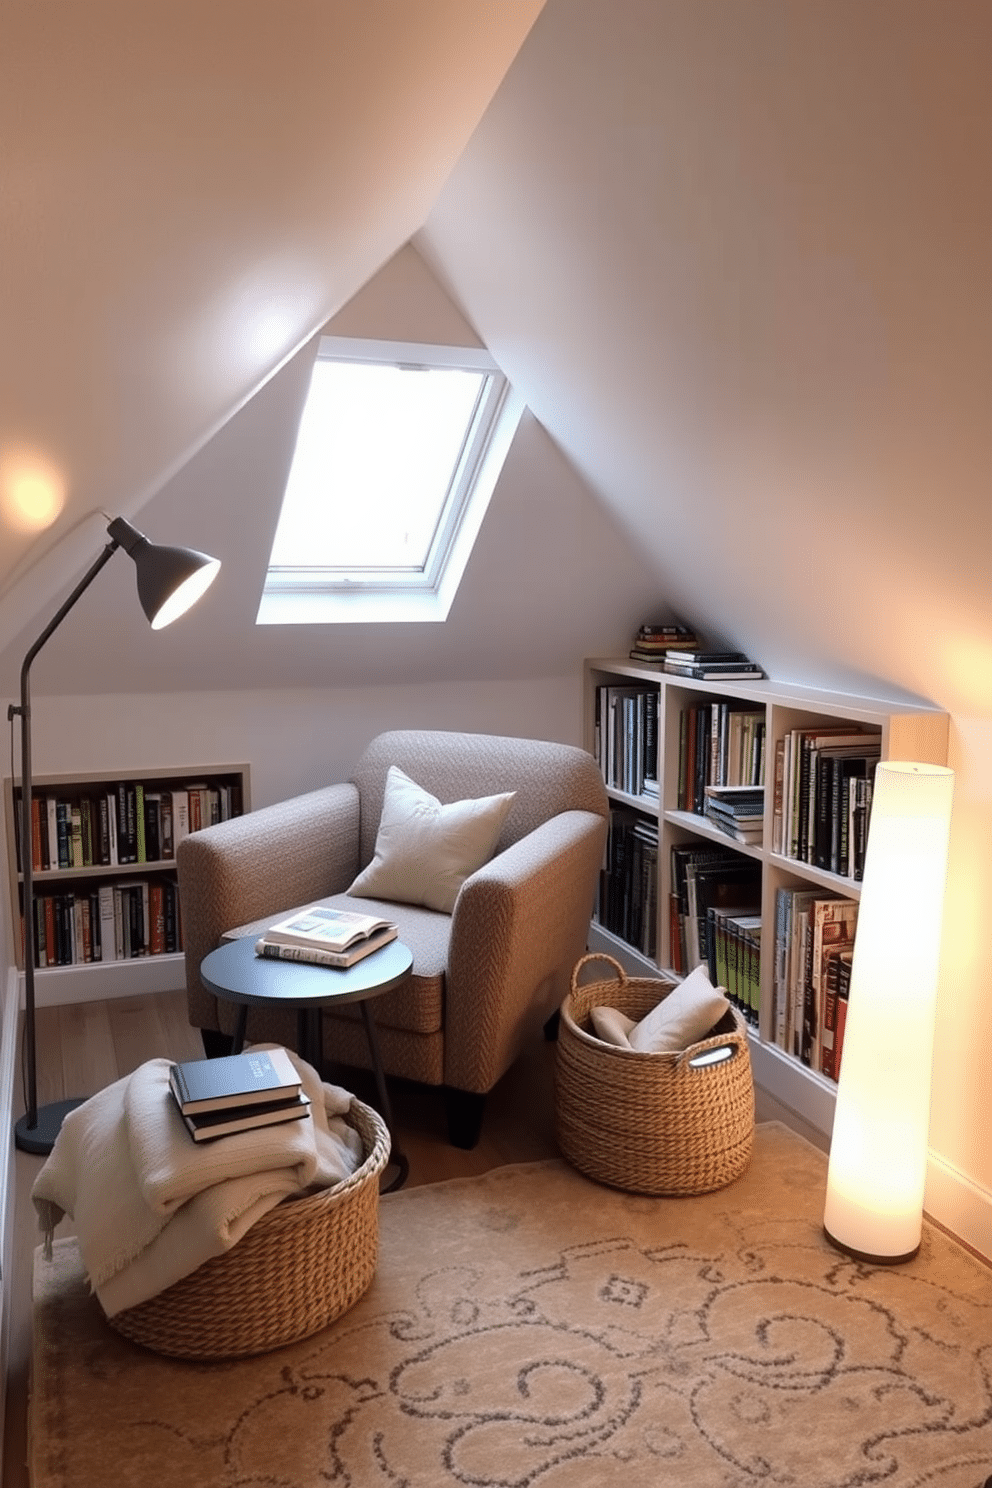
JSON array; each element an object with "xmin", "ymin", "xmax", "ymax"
[
  {"xmin": 169, "ymin": 1046, "xmax": 310, "ymax": 1143},
  {"xmin": 628, "ymin": 621, "xmax": 699, "ymax": 664},
  {"xmin": 663, "ymin": 649, "xmax": 766, "ymax": 680},
  {"xmin": 704, "ymin": 784, "xmax": 765, "ymax": 845},
  {"xmin": 255, "ymin": 904, "xmax": 398, "ymax": 968}
]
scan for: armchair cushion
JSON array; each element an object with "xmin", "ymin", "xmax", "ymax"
[{"xmin": 347, "ymin": 765, "xmax": 515, "ymax": 914}]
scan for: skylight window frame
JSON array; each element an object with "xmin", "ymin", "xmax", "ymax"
[{"xmin": 257, "ymin": 336, "xmax": 523, "ymax": 626}]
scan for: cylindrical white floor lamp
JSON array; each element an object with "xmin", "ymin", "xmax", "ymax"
[{"xmin": 823, "ymin": 760, "xmax": 954, "ymax": 1263}]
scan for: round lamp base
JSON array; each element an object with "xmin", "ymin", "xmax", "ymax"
[
  {"xmin": 823, "ymin": 1224, "xmax": 921, "ymax": 1266},
  {"xmin": 15, "ymin": 1098, "xmax": 86, "ymax": 1156}
]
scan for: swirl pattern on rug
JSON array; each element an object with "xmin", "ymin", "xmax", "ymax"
[{"xmin": 31, "ymin": 1126, "xmax": 992, "ymax": 1488}]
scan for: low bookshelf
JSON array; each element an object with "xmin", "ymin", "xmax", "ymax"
[
  {"xmin": 3, "ymin": 763, "xmax": 250, "ymax": 1005},
  {"xmin": 584, "ymin": 658, "xmax": 948, "ymax": 1139}
]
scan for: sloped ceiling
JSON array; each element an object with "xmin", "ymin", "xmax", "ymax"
[
  {"xmin": 4, "ymin": 0, "xmax": 991, "ymax": 714},
  {"xmin": 0, "ymin": 0, "xmax": 545, "ymax": 647},
  {"xmin": 418, "ymin": 0, "xmax": 992, "ymax": 713}
]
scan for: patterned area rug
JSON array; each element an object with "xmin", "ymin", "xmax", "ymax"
[{"xmin": 31, "ymin": 1122, "xmax": 992, "ymax": 1488}]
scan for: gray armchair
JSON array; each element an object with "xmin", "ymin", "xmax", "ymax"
[{"xmin": 176, "ymin": 729, "xmax": 608, "ymax": 1147}]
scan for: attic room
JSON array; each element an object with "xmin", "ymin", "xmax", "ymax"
[{"xmin": 2, "ymin": 0, "xmax": 991, "ymax": 1480}]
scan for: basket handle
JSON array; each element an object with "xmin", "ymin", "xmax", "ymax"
[
  {"xmin": 677, "ymin": 1011, "xmax": 748, "ymax": 1069},
  {"xmin": 570, "ymin": 952, "xmax": 628, "ymax": 994}
]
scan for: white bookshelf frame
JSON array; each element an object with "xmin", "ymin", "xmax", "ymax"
[
  {"xmin": 584, "ymin": 659, "xmax": 949, "ymax": 1139},
  {"xmin": 3, "ymin": 763, "xmax": 251, "ymax": 1006}
]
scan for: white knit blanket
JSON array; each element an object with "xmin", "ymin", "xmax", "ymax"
[{"xmin": 32, "ymin": 1045, "xmax": 365, "ymax": 1317}]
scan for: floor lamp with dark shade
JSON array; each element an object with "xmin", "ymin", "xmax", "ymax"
[{"xmin": 10, "ymin": 514, "xmax": 221, "ymax": 1155}]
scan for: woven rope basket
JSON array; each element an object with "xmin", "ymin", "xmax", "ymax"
[
  {"xmin": 555, "ymin": 953, "xmax": 755, "ymax": 1196},
  {"xmin": 108, "ymin": 1096, "xmax": 390, "ymax": 1359}
]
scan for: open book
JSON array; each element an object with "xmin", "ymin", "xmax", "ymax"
[{"xmin": 262, "ymin": 904, "xmax": 397, "ymax": 953}]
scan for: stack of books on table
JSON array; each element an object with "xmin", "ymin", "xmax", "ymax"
[
  {"xmin": 663, "ymin": 649, "xmax": 766, "ymax": 680},
  {"xmin": 169, "ymin": 1046, "xmax": 310, "ymax": 1143},
  {"xmin": 254, "ymin": 904, "xmax": 398, "ymax": 968},
  {"xmin": 704, "ymin": 784, "xmax": 765, "ymax": 845}
]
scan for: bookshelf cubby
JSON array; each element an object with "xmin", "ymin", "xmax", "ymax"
[
  {"xmin": 585, "ymin": 659, "xmax": 949, "ymax": 1137},
  {"xmin": 3, "ymin": 764, "xmax": 251, "ymax": 994}
]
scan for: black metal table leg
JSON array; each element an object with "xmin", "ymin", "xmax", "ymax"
[
  {"xmin": 231, "ymin": 1004, "xmax": 248, "ymax": 1055},
  {"xmin": 359, "ymin": 1001, "xmax": 409, "ymax": 1192}
]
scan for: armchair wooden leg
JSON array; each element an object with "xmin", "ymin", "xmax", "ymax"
[{"xmin": 445, "ymin": 1088, "xmax": 487, "ymax": 1150}]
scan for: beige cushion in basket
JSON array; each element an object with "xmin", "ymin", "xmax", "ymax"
[
  {"xmin": 589, "ymin": 1005, "xmax": 636, "ymax": 1047},
  {"xmin": 628, "ymin": 965, "xmax": 730, "ymax": 1053},
  {"xmin": 347, "ymin": 765, "xmax": 516, "ymax": 915},
  {"xmin": 591, "ymin": 965, "xmax": 730, "ymax": 1054}
]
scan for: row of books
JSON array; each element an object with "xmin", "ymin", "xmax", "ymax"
[
  {"xmin": 677, "ymin": 701, "xmax": 766, "ymax": 815},
  {"xmin": 705, "ymin": 903, "xmax": 761, "ymax": 1028},
  {"xmin": 669, "ymin": 843, "xmax": 761, "ymax": 983},
  {"xmin": 169, "ymin": 1046, "xmax": 309, "ymax": 1143},
  {"xmin": 23, "ymin": 876, "xmax": 182, "ymax": 968},
  {"xmin": 770, "ymin": 887, "xmax": 859, "ymax": 1079},
  {"xmin": 770, "ymin": 727, "xmax": 880, "ymax": 878},
  {"xmin": 596, "ymin": 808, "xmax": 658, "ymax": 959},
  {"xmin": 593, "ymin": 686, "xmax": 659, "ymax": 799},
  {"xmin": 14, "ymin": 777, "xmax": 243, "ymax": 875}
]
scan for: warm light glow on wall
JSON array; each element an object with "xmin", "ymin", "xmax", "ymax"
[
  {"xmin": 0, "ymin": 449, "xmax": 66, "ymax": 531},
  {"xmin": 824, "ymin": 761, "xmax": 954, "ymax": 1264}
]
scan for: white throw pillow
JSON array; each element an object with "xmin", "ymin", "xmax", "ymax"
[
  {"xmin": 347, "ymin": 765, "xmax": 516, "ymax": 915},
  {"xmin": 589, "ymin": 1006, "xmax": 636, "ymax": 1047},
  {"xmin": 627, "ymin": 965, "xmax": 730, "ymax": 1054}
]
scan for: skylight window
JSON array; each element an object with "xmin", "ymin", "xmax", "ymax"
[{"xmin": 257, "ymin": 337, "xmax": 524, "ymax": 625}]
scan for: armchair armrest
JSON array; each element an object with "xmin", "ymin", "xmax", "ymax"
[
  {"xmin": 177, "ymin": 783, "xmax": 361, "ymax": 1031},
  {"xmin": 444, "ymin": 808, "xmax": 608, "ymax": 1093}
]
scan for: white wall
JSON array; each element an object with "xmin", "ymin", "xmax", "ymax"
[
  {"xmin": 417, "ymin": 0, "xmax": 992, "ymax": 1257},
  {"xmin": 15, "ymin": 678, "xmax": 586, "ymax": 812}
]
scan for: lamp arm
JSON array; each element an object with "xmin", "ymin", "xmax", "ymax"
[{"xmin": 15, "ymin": 535, "xmax": 120, "ymax": 1128}]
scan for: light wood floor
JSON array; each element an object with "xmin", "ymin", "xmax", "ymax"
[{"xmin": 2, "ymin": 992, "xmax": 561, "ymax": 1488}]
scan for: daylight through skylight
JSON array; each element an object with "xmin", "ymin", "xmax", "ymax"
[
  {"xmin": 269, "ymin": 359, "xmax": 487, "ymax": 571},
  {"xmin": 257, "ymin": 337, "xmax": 524, "ymax": 625}
]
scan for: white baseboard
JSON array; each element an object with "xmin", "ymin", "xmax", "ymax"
[
  {"xmin": 925, "ymin": 1150, "xmax": 992, "ymax": 1264},
  {"xmin": 750, "ymin": 1030, "xmax": 991, "ymax": 1265},
  {"xmin": 17, "ymin": 955, "xmax": 186, "ymax": 1008}
]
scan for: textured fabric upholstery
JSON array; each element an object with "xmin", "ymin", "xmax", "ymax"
[{"xmin": 177, "ymin": 730, "xmax": 608, "ymax": 1114}]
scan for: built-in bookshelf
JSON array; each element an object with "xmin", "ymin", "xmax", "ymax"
[
  {"xmin": 3, "ymin": 765, "xmax": 250, "ymax": 995},
  {"xmin": 585, "ymin": 659, "xmax": 948, "ymax": 1137}
]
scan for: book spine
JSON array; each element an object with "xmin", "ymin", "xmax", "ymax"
[
  {"xmin": 70, "ymin": 804, "xmax": 83, "ymax": 868},
  {"xmin": 79, "ymin": 797, "xmax": 94, "ymax": 867},
  {"xmin": 30, "ymin": 794, "xmax": 43, "ymax": 873},
  {"xmin": 256, "ymin": 939, "xmax": 347, "ymax": 968},
  {"xmin": 55, "ymin": 801, "xmax": 70, "ymax": 869},
  {"xmin": 144, "ymin": 793, "xmax": 161, "ymax": 861},
  {"xmin": 134, "ymin": 783, "xmax": 146, "ymax": 863}
]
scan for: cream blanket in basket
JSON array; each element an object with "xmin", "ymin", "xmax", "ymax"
[{"xmin": 32, "ymin": 1045, "xmax": 365, "ymax": 1317}]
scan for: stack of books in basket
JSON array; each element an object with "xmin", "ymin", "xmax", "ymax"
[{"xmin": 169, "ymin": 1046, "xmax": 310, "ymax": 1143}]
